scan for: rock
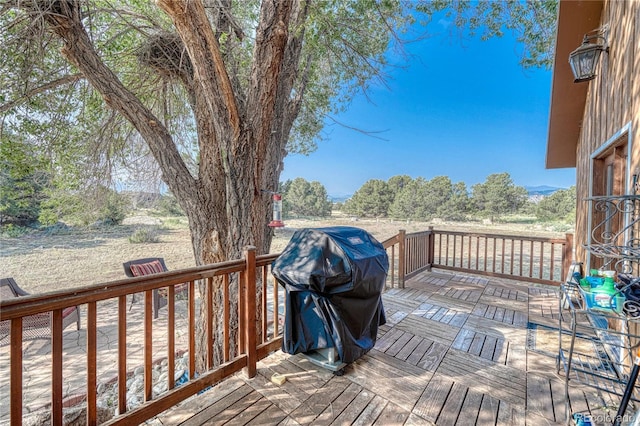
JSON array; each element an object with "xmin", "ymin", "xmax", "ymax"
[
  {"xmin": 174, "ymin": 369, "xmax": 185, "ymax": 382},
  {"xmin": 23, "ymin": 403, "xmax": 114, "ymax": 426},
  {"xmin": 92, "ymin": 355, "xmax": 192, "ymax": 421},
  {"xmin": 127, "ymin": 395, "xmax": 141, "ymax": 410},
  {"xmin": 153, "ymin": 382, "xmax": 167, "ymax": 395}
]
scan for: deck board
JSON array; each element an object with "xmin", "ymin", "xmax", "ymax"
[
  {"xmin": 154, "ymin": 271, "xmax": 606, "ymax": 426},
  {"xmin": 526, "ymin": 373, "xmax": 555, "ymax": 421},
  {"xmin": 374, "ymin": 401, "xmax": 411, "ymax": 425},
  {"xmin": 437, "ymin": 382, "xmax": 468, "ymax": 426},
  {"xmin": 179, "ymin": 385, "xmax": 257, "ymax": 426},
  {"xmin": 412, "ymin": 374, "xmax": 454, "ymax": 422},
  {"xmin": 457, "ymin": 389, "xmax": 484, "ymax": 426},
  {"xmin": 348, "ymin": 352, "xmax": 431, "ymax": 411},
  {"xmin": 352, "ymin": 394, "xmax": 388, "ymax": 426},
  {"xmin": 313, "ymin": 382, "xmax": 362, "ymax": 426},
  {"xmin": 395, "ymin": 315, "xmax": 460, "ymax": 345},
  {"xmin": 287, "ymin": 376, "xmax": 352, "ymax": 424}
]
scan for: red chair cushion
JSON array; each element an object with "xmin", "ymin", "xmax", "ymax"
[{"xmin": 129, "ymin": 260, "xmax": 165, "ymax": 276}]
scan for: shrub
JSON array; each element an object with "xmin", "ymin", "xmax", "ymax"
[
  {"xmin": 0, "ymin": 224, "xmax": 31, "ymax": 238},
  {"xmin": 128, "ymin": 226, "xmax": 161, "ymax": 244},
  {"xmin": 154, "ymin": 194, "xmax": 184, "ymax": 217},
  {"xmin": 100, "ymin": 191, "xmax": 129, "ymax": 225}
]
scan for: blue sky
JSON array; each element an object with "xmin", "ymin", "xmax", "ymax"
[{"xmin": 280, "ymin": 22, "xmax": 576, "ymax": 198}]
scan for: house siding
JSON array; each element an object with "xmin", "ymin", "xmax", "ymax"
[{"xmin": 574, "ymin": 0, "xmax": 640, "ymax": 264}]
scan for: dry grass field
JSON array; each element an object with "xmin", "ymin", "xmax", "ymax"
[{"xmin": 0, "ymin": 211, "xmax": 570, "ymax": 295}]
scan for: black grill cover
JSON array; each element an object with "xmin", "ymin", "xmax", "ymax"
[{"xmin": 272, "ymin": 226, "xmax": 388, "ymax": 364}]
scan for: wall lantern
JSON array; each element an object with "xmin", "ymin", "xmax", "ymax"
[
  {"xmin": 569, "ymin": 30, "xmax": 608, "ymax": 83},
  {"xmin": 268, "ymin": 193, "xmax": 285, "ymax": 228}
]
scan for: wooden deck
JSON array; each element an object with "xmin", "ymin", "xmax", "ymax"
[{"xmin": 149, "ymin": 270, "xmax": 624, "ymax": 426}]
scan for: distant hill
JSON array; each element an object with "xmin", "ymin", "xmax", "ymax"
[
  {"xmin": 525, "ymin": 185, "xmax": 564, "ymax": 196},
  {"xmin": 329, "ymin": 194, "xmax": 352, "ymax": 203}
]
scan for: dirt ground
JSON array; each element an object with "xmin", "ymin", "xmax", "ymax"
[{"xmin": 0, "ymin": 213, "xmax": 568, "ymax": 295}]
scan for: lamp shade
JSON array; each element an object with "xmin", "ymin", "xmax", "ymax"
[{"xmin": 569, "ymin": 38, "xmax": 605, "ymax": 83}]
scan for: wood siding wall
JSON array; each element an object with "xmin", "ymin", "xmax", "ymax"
[{"xmin": 575, "ymin": 0, "xmax": 640, "ymax": 264}]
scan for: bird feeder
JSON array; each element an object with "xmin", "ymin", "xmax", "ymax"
[{"xmin": 268, "ymin": 193, "xmax": 284, "ymax": 228}]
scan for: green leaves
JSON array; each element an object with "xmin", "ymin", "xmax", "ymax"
[
  {"xmin": 0, "ymin": 132, "xmax": 50, "ymax": 226},
  {"xmin": 345, "ymin": 179, "xmax": 394, "ymax": 218},
  {"xmin": 471, "ymin": 173, "xmax": 528, "ymax": 221},
  {"xmin": 389, "ymin": 176, "xmax": 469, "ymax": 221},
  {"xmin": 414, "ymin": 0, "xmax": 558, "ymax": 69},
  {"xmin": 281, "ymin": 178, "xmax": 332, "ymax": 218},
  {"xmin": 536, "ymin": 186, "xmax": 576, "ymax": 222}
]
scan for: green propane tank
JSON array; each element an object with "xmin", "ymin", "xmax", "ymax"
[{"xmin": 591, "ymin": 277, "xmax": 618, "ymax": 310}]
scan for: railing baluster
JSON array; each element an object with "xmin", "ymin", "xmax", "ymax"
[
  {"xmin": 262, "ymin": 266, "xmax": 268, "ymax": 343},
  {"xmin": 168, "ymin": 285, "xmax": 176, "ymax": 386},
  {"xmin": 118, "ymin": 296, "xmax": 127, "ymax": 415},
  {"xmin": 475, "ymin": 236, "xmax": 479, "ymax": 270},
  {"xmin": 510, "ymin": 238, "xmax": 515, "ymax": 275},
  {"xmin": 188, "ymin": 280, "xmax": 196, "ymax": 379},
  {"xmin": 483, "ymin": 236, "xmax": 488, "ymax": 271},
  {"xmin": 243, "ymin": 246, "xmax": 257, "ymax": 378},
  {"xmin": 445, "ymin": 234, "xmax": 450, "ymax": 267},
  {"xmin": 501, "ymin": 238, "xmax": 506, "ymax": 274},
  {"xmin": 519, "ymin": 239, "xmax": 524, "ymax": 276},
  {"xmin": 273, "ymin": 274, "xmax": 279, "ymax": 337},
  {"xmin": 453, "ymin": 234, "xmax": 458, "ymax": 268},
  {"xmin": 87, "ymin": 302, "xmax": 97, "ymax": 426},
  {"xmin": 529, "ymin": 241, "xmax": 534, "ymax": 278},
  {"xmin": 238, "ymin": 271, "xmax": 245, "ymax": 354},
  {"xmin": 390, "ymin": 245, "xmax": 395, "ymax": 287},
  {"xmin": 550, "ymin": 243, "xmax": 556, "ymax": 281},
  {"xmin": 539, "ymin": 242, "xmax": 545, "ymax": 279},
  {"xmin": 223, "ymin": 274, "xmax": 230, "ymax": 362},
  {"xmin": 52, "ymin": 309, "xmax": 63, "ymax": 425},
  {"xmin": 144, "ymin": 290, "xmax": 153, "ymax": 402},
  {"xmin": 205, "ymin": 278, "xmax": 212, "ymax": 370},
  {"xmin": 398, "ymin": 230, "xmax": 405, "ymax": 288},
  {"xmin": 492, "ymin": 237, "xmax": 497, "ymax": 273},
  {"xmin": 10, "ymin": 318, "xmax": 23, "ymax": 425}
]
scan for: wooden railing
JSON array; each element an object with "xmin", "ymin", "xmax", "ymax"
[
  {"xmin": 382, "ymin": 228, "xmax": 573, "ymax": 287},
  {"xmin": 0, "ymin": 247, "xmax": 283, "ymax": 426},
  {"xmin": 2, "ymin": 228, "xmax": 572, "ymax": 425}
]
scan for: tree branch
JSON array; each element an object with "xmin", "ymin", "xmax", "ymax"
[
  {"xmin": 0, "ymin": 73, "xmax": 83, "ymax": 114},
  {"xmin": 26, "ymin": 0, "xmax": 197, "ymax": 202},
  {"xmin": 156, "ymin": 0, "xmax": 241, "ymax": 139}
]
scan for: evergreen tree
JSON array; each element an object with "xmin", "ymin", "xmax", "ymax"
[
  {"xmin": 389, "ymin": 178, "xmax": 422, "ymax": 220},
  {"xmin": 387, "ymin": 175, "xmax": 413, "ymax": 198},
  {"xmin": 471, "ymin": 173, "xmax": 528, "ymax": 221},
  {"xmin": 536, "ymin": 186, "xmax": 576, "ymax": 222},
  {"xmin": 347, "ymin": 179, "xmax": 393, "ymax": 218},
  {"xmin": 282, "ymin": 178, "xmax": 331, "ymax": 218},
  {"xmin": 0, "ymin": 133, "xmax": 49, "ymax": 226},
  {"xmin": 441, "ymin": 181, "xmax": 470, "ymax": 221}
]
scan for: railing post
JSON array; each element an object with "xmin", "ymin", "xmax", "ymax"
[
  {"xmin": 563, "ymin": 233, "xmax": 574, "ymax": 278},
  {"xmin": 427, "ymin": 226, "xmax": 434, "ymax": 271},
  {"xmin": 243, "ymin": 246, "xmax": 257, "ymax": 378},
  {"xmin": 398, "ymin": 230, "xmax": 406, "ymax": 288}
]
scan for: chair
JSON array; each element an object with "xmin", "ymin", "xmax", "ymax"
[
  {"xmin": 0, "ymin": 278, "xmax": 81, "ymax": 345},
  {"xmin": 122, "ymin": 258, "xmax": 187, "ymax": 319}
]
